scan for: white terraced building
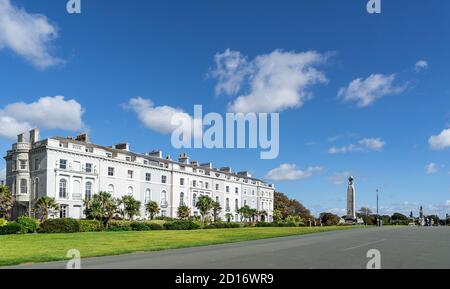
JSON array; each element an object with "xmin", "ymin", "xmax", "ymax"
[{"xmin": 3, "ymin": 129, "xmax": 275, "ymax": 222}]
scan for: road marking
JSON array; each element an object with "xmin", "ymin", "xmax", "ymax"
[{"xmin": 342, "ymin": 239, "xmax": 387, "ymax": 252}]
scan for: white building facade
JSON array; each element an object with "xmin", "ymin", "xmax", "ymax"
[{"xmin": 4, "ymin": 130, "xmax": 275, "ymax": 222}]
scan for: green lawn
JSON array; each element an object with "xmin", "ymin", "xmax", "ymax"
[{"xmin": 0, "ymin": 226, "xmax": 363, "ymax": 267}]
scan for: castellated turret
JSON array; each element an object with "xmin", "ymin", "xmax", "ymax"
[{"xmin": 3, "ymin": 130, "xmax": 36, "ymax": 218}]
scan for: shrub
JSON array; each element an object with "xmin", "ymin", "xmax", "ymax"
[
  {"xmin": 144, "ymin": 222, "xmax": 164, "ymax": 230},
  {"xmin": 80, "ymin": 220, "xmax": 104, "ymax": 232},
  {"xmin": 204, "ymin": 222, "xmax": 241, "ymax": 229},
  {"xmin": 39, "ymin": 218, "xmax": 81, "ymax": 233},
  {"xmin": 107, "ymin": 220, "xmax": 132, "ymax": 231},
  {"xmin": 255, "ymin": 222, "xmax": 298, "ymax": 227},
  {"xmin": 15, "ymin": 216, "xmax": 39, "ymax": 233},
  {"xmin": 154, "ymin": 216, "xmax": 176, "ymax": 221},
  {"xmin": 0, "ymin": 219, "xmax": 7, "ymax": 227},
  {"xmin": 255, "ymin": 222, "xmax": 276, "ymax": 227},
  {"xmin": 0, "ymin": 222, "xmax": 24, "ymax": 235},
  {"xmin": 164, "ymin": 220, "xmax": 201, "ymax": 230},
  {"xmin": 130, "ymin": 222, "xmax": 151, "ymax": 231},
  {"xmin": 276, "ymin": 222, "xmax": 298, "ymax": 227}
]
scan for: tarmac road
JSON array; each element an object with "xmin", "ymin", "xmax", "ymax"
[{"xmin": 6, "ymin": 226, "xmax": 450, "ymax": 269}]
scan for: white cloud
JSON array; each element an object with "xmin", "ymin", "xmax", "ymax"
[
  {"xmin": 327, "ymin": 144, "xmax": 361, "ymax": 154},
  {"xmin": 415, "ymin": 60, "xmax": 429, "ymax": 72},
  {"xmin": 210, "ymin": 49, "xmax": 329, "ymax": 113},
  {"xmin": 429, "ymin": 128, "xmax": 450, "ymax": 150},
  {"xmin": 127, "ymin": 97, "xmax": 202, "ymax": 138},
  {"xmin": 329, "ymin": 171, "xmax": 353, "ymax": 185},
  {"xmin": 0, "ymin": 96, "xmax": 85, "ymax": 139},
  {"xmin": 265, "ymin": 164, "xmax": 323, "ymax": 181},
  {"xmin": 327, "ymin": 138, "xmax": 386, "ymax": 154},
  {"xmin": 425, "ymin": 163, "xmax": 438, "ymax": 175},
  {"xmin": 338, "ymin": 73, "xmax": 405, "ymax": 107},
  {"xmin": 208, "ymin": 49, "xmax": 250, "ymax": 96},
  {"xmin": 0, "ymin": 0, "xmax": 62, "ymax": 69},
  {"xmin": 0, "ymin": 167, "xmax": 5, "ymax": 181},
  {"xmin": 359, "ymin": 138, "xmax": 386, "ymax": 152},
  {"xmin": 446, "ymin": 200, "xmax": 450, "ymax": 206}
]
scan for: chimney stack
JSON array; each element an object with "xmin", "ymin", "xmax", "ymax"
[
  {"xmin": 178, "ymin": 153, "xmax": 190, "ymax": 164},
  {"xmin": 29, "ymin": 128, "xmax": 40, "ymax": 144},
  {"xmin": 75, "ymin": 133, "xmax": 89, "ymax": 143},
  {"xmin": 220, "ymin": 167, "xmax": 232, "ymax": 173},
  {"xmin": 17, "ymin": 133, "xmax": 26, "ymax": 143},
  {"xmin": 148, "ymin": 150, "xmax": 163, "ymax": 158},
  {"xmin": 115, "ymin": 143, "xmax": 130, "ymax": 151}
]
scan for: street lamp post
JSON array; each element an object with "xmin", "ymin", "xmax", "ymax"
[{"xmin": 376, "ymin": 188, "xmax": 380, "ymax": 227}]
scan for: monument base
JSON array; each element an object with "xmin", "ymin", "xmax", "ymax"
[{"xmin": 344, "ymin": 216, "xmax": 356, "ymax": 225}]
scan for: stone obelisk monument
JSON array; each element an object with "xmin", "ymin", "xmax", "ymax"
[{"xmin": 346, "ymin": 176, "xmax": 356, "ymax": 221}]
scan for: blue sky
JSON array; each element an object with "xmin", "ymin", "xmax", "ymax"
[{"xmin": 1, "ymin": 0, "xmax": 449, "ymax": 217}]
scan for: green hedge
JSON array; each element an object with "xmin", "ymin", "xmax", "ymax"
[
  {"xmin": 146, "ymin": 222, "xmax": 164, "ymax": 230},
  {"xmin": 15, "ymin": 216, "xmax": 39, "ymax": 233},
  {"xmin": 163, "ymin": 220, "xmax": 201, "ymax": 230},
  {"xmin": 130, "ymin": 222, "xmax": 151, "ymax": 231},
  {"xmin": 0, "ymin": 218, "xmax": 7, "ymax": 227},
  {"xmin": 106, "ymin": 220, "xmax": 165, "ymax": 231},
  {"xmin": 0, "ymin": 222, "xmax": 25, "ymax": 235},
  {"xmin": 80, "ymin": 220, "xmax": 104, "ymax": 232},
  {"xmin": 204, "ymin": 222, "xmax": 241, "ymax": 229},
  {"xmin": 39, "ymin": 218, "xmax": 81, "ymax": 233},
  {"xmin": 107, "ymin": 220, "xmax": 132, "ymax": 231},
  {"xmin": 255, "ymin": 222, "xmax": 298, "ymax": 227}
]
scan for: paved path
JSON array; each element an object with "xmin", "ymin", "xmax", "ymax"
[{"xmin": 6, "ymin": 227, "xmax": 450, "ymax": 269}]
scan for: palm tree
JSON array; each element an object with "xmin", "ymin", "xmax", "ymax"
[
  {"xmin": 212, "ymin": 201, "xmax": 222, "ymax": 223},
  {"xmin": 237, "ymin": 205, "xmax": 253, "ymax": 222},
  {"xmin": 84, "ymin": 192, "xmax": 120, "ymax": 227},
  {"xmin": 225, "ymin": 213, "xmax": 233, "ymax": 223},
  {"xmin": 35, "ymin": 196, "xmax": 59, "ymax": 221},
  {"xmin": 177, "ymin": 205, "xmax": 191, "ymax": 220},
  {"xmin": 121, "ymin": 195, "xmax": 141, "ymax": 220},
  {"xmin": 0, "ymin": 185, "xmax": 13, "ymax": 219},
  {"xmin": 195, "ymin": 195, "xmax": 214, "ymax": 224},
  {"xmin": 250, "ymin": 208, "xmax": 258, "ymax": 223},
  {"xmin": 146, "ymin": 201, "xmax": 160, "ymax": 220},
  {"xmin": 259, "ymin": 210, "xmax": 268, "ymax": 222}
]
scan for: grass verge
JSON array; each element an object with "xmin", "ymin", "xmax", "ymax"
[{"xmin": 0, "ymin": 226, "xmax": 364, "ymax": 267}]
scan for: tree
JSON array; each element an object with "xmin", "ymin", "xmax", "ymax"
[
  {"xmin": 274, "ymin": 192, "xmax": 313, "ymax": 220},
  {"xmin": 319, "ymin": 212, "xmax": 340, "ymax": 226},
  {"xmin": 146, "ymin": 201, "xmax": 160, "ymax": 220},
  {"xmin": 0, "ymin": 185, "xmax": 13, "ymax": 219},
  {"xmin": 359, "ymin": 207, "xmax": 372, "ymax": 217},
  {"xmin": 249, "ymin": 208, "xmax": 258, "ymax": 222},
  {"xmin": 84, "ymin": 192, "xmax": 120, "ymax": 227},
  {"xmin": 195, "ymin": 195, "xmax": 214, "ymax": 224},
  {"xmin": 380, "ymin": 215, "xmax": 391, "ymax": 225},
  {"xmin": 225, "ymin": 213, "xmax": 233, "ymax": 223},
  {"xmin": 273, "ymin": 210, "xmax": 283, "ymax": 222},
  {"xmin": 259, "ymin": 210, "xmax": 268, "ymax": 222},
  {"xmin": 237, "ymin": 205, "xmax": 253, "ymax": 222},
  {"xmin": 121, "ymin": 195, "xmax": 141, "ymax": 220},
  {"xmin": 177, "ymin": 205, "xmax": 191, "ymax": 220},
  {"xmin": 391, "ymin": 212, "xmax": 408, "ymax": 225},
  {"xmin": 35, "ymin": 196, "xmax": 59, "ymax": 221},
  {"xmin": 212, "ymin": 201, "xmax": 222, "ymax": 223},
  {"xmin": 427, "ymin": 215, "xmax": 440, "ymax": 226}
]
